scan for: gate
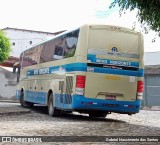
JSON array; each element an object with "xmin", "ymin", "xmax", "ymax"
[{"xmin": 144, "ymin": 75, "xmax": 160, "ymax": 106}]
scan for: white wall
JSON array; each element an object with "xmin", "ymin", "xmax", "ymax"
[
  {"xmin": 145, "ymin": 52, "xmax": 160, "ymax": 66},
  {"xmin": 5, "ymin": 29, "xmax": 55, "ymax": 57},
  {"xmin": 0, "ymin": 67, "xmax": 17, "ymax": 100}
]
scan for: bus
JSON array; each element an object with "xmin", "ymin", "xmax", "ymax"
[{"xmin": 15, "ymin": 24, "xmax": 144, "ymax": 118}]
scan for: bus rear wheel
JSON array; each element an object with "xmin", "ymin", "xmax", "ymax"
[
  {"xmin": 89, "ymin": 112, "xmax": 107, "ymax": 118},
  {"xmin": 48, "ymin": 93, "xmax": 61, "ymax": 117}
]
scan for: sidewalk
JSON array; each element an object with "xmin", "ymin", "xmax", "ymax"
[
  {"xmin": 0, "ymin": 102, "xmax": 31, "ymax": 115},
  {"xmin": 141, "ymin": 106, "xmax": 160, "ymax": 111},
  {"xmin": 0, "ymin": 100, "xmax": 19, "ymax": 103}
]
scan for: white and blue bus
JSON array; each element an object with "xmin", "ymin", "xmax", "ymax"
[{"xmin": 16, "ymin": 24, "xmax": 144, "ymax": 117}]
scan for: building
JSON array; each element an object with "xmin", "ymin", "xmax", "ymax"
[
  {"xmin": 0, "ymin": 27, "xmax": 65, "ymax": 67},
  {"xmin": 144, "ymin": 51, "xmax": 160, "ymax": 106},
  {"xmin": 0, "ymin": 66, "xmax": 17, "ymax": 100},
  {"xmin": 2, "ymin": 27, "xmax": 65, "ymax": 57},
  {"xmin": 0, "ymin": 27, "xmax": 65, "ymax": 100}
]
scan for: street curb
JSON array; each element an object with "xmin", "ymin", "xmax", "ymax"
[
  {"xmin": 0, "ymin": 108, "xmax": 31, "ymax": 116},
  {"xmin": 141, "ymin": 106, "xmax": 160, "ymax": 111},
  {"xmin": 0, "ymin": 110, "xmax": 31, "ymax": 116},
  {"xmin": 0, "ymin": 100, "xmax": 19, "ymax": 103},
  {"xmin": 0, "ymin": 101, "xmax": 31, "ymax": 115}
]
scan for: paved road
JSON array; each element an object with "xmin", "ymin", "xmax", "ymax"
[{"xmin": 0, "ymin": 102, "xmax": 160, "ymax": 144}]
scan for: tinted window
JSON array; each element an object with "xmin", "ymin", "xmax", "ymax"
[
  {"xmin": 21, "ymin": 45, "xmax": 43, "ymax": 68},
  {"xmin": 20, "ymin": 29, "xmax": 80, "ymax": 67},
  {"xmin": 40, "ymin": 29, "xmax": 79, "ymax": 63}
]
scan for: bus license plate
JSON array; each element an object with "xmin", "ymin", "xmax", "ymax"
[{"xmin": 105, "ymin": 95, "xmax": 116, "ymax": 100}]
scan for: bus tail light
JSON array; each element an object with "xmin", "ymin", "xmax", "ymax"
[
  {"xmin": 136, "ymin": 81, "xmax": 143, "ymax": 100},
  {"xmin": 75, "ymin": 75, "xmax": 86, "ymax": 95}
]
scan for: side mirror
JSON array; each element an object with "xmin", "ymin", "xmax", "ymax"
[
  {"xmin": 13, "ymin": 62, "xmax": 20, "ymax": 73},
  {"xmin": 17, "ymin": 66, "xmax": 21, "ymax": 83}
]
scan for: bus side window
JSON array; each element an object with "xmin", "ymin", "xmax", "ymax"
[
  {"xmin": 53, "ymin": 45, "xmax": 64, "ymax": 60},
  {"xmin": 13, "ymin": 66, "xmax": 17, "ymax": 74}
]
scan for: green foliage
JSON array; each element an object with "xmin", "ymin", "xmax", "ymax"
[
  {"xmin": 110, "ymin": 0, "xmax": 160, "ymax": 34},
  {"xmin": 0, "ymin": 30, "xmax": 11, "ymax": 63},
  {"xmin": 64, "ymin": 49, "xmax": 76, "ymax": 58}
]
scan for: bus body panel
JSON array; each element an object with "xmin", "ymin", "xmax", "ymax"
[
  {"xmin": 72, "ymin": 95, "xmax": 141, "ymax": 113},
  {"xmin": 85, "ymin": 72, "xmax": 138, "ymax": 101},
  {"xmin": 83, "ymin": 25, "xmax": 143, "ymax": 102}
]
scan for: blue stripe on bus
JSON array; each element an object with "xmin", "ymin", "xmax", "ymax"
[
  {"xmin": 87, "ymin": 54, "xmax": 96, "ymax": 62},
  {"xmin": 27, "ymin": 62, "xmax": 144, "ymax": 77},
  {"xmin": 16, "ymin": 90, "xmax": 47, "ymax": 105},
  {"xmin": 50, "ymin": 66, "xmax": 61, "ymax": 73},
  {"xmin": 25, "ymin": 91, "xmax": 47, "ymax": 104},
  {"xmin": 87, "ymin": 54, "xmax": 139, "ymax": 67},
  {"xmin": 16, "ymin": 90, "xmax": 141, "ymax": 113},
  {"xmin": 88, "ymin": 67, "xmax": 144, "ymax": 77},
  {"xmin": 72, "ymin": 95, "xmax": 141, "ymax": 113},
  {"xmin": 138, "ymin": 69, "xmax": 144, "ymax": 77},
  {"xmin": 65, "ymin": 63, "xmax": 87, "ymax": 72},
  {"xmin": 54, "ymin": 94, "xmax": 141, "ymax": 113}
]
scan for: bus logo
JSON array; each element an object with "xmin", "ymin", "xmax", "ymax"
[
  {"xmin": 111, "ymin": 47, "xmax": 118, "ymax": 53},
  {"xmin": 87, "ymin": 67, "xmax": 94, "ymax": 72}
]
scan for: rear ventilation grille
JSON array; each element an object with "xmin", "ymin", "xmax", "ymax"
[
  {"xmin": 59, "ymin": 81, "xmax": 64, "ymax": 103},
  {"xmin": 65, "ymin": 76, "xmax": 73, "ymax": 104}
]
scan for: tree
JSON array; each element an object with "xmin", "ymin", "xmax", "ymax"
[
  {"xmin": 0, "ymin": 30, "xmax": 11, "ymax": 63},
  {"xmin": 110, "ymin": 0, "xmax": 160, "ymax": 35}
]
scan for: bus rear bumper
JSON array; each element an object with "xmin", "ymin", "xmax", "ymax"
[{"xmin": 72, "ymin": 95, "xmax": 141, "ymax": 114}]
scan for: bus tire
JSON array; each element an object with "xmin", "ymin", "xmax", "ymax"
[
  {"xmin": 26, "ymin": 102, "xmax": 34, "ymax": 108},
  {"xmin": 20, "ymin": 91, "xmax": 34, "ymax": 108},
  {"xmin": 89, "ymin": 112, "xmax": 107, "ymax": 118},
  {"xmin": 20, "ymin": 91, "xmax": 28, "ymax": 107},
  {"xmin": 48, "ymin": 93, "xmax": 61, "ymax": 117}
]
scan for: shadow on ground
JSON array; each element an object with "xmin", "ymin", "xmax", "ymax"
[{"xmin": 31, "ymin": 105, "xmax": 125, "ymax": 123}]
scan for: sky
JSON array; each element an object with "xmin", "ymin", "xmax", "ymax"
[{"xmin": 0, "ymin": 0, "xmax": 159, "ymax": 52}]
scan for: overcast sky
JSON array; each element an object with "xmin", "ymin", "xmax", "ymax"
[
  {"xmin": 0, "ymin": 0, "xmax": 159, "ymax": 52},
  {"xmin": 0, "ymin": 0, "xmax": 114, "ymax": 32}
]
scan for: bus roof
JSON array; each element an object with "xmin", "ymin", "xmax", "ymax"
[
  {"xmin": 20, "ymin": 24, "xmax": 140, "ymax": 56},
  {"xmin": 20, "ymin": 27, "xmax": 80, "ymax": 56}
]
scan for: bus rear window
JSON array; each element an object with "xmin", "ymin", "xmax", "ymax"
[{"xmin": 88, "ymin": 28, "xmax": 139, "ymax": 59}]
